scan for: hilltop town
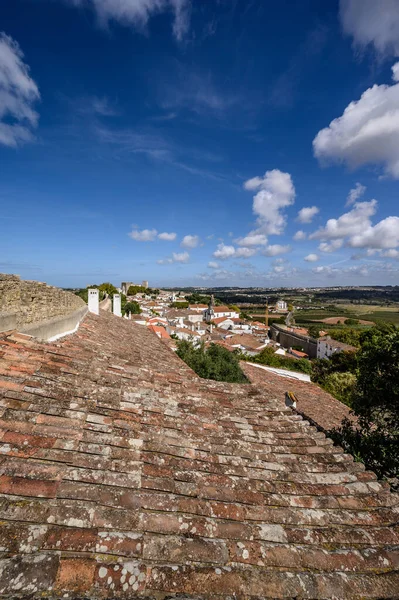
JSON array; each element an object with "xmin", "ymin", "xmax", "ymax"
[{"xmin": 104, "ymin": 284, "xmax": 359, "ymax": 368}]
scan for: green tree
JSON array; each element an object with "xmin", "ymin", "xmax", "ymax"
[
  {"xmin": 327, "ymin": 327, "xmax": 362, "ymax": 347},
  {"xmin": 308, "ymin": 325, "xmax": 321, "ymax": 339},
  {"xmin": 323, "ymin": 371, "xmax": 357, "ymax": 406},
  {"xmin": 176, "ymin": 340, "xmax": 248, "ymax": 383},
  {"xmin": 246, "ymin": 346, "xmax": 312, "ymax": 375},
  {"xmin": 124, "ymin": 301, "xmax": 141, "ymax": 315},
  {"xmin": 99, "ymin": 282, "xmax": 118, "ymax": 296},
  {"xmin": 345, "ymin": 318, "xmax": 360, "ymax": 326},
  {"xmin": 330, "ymin": 323, "xmax": 399, "ymax": 486}
]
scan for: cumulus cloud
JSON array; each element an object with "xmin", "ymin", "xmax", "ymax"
[
  {"xmin": 158, "ymin": 231, "xmax": 176, "ymax": 241},
  {"xmin": 311, "ymin": 200, "xmax": 399, "ymax": 251},
  {"xmin": 262, "ymin": 244, "xmax": 291, "ymax": 257},
  {"xmin": 235, "ymin": 247, "xmax": 257, "ymax": 258},
  {"xmin": 304, "ymin": 253, "xmax": 319, "ymax": 262},
  {"xmin": 243, "ymin": 169, "xmax": 296, "ymax": 236},
  {"xmin": 181, "ymin": 234, "xmax": 200, "ymax": 248},
  {"xmin": 64, "ymin": 0, "xmax": 191, "ymax": 41},
  {"xmin": 172, "ymin": 251, "xmax": 189, "ymax": 262},
  {"xmin": 297, "ymin": 206, "xmax": 319, "ymax": 224},
  {"xmin": 313, "ymin": 63, "xmax": 399, "ymax": 178},
  {"xmin": 208, "ymin": 261, "xmax": 219, "ymax": 269},
  {"xmin": 310, "ymin": 200, "xmax": 377, "ymax": 241},
  {"xmin": 350, "ymin": 216, "xmax": 399, "ymax": 248},
  {"xmin": 346, "ymin": 182, "xmax": 366, "ymax": 207},
  {"xmin": 235, "ymin": 233, "xmax": 268, "ymax": 246},
  {"xmin": 383, "ymin": 248, "xmax": 399, "ymax": 258},
  {"xmin": 129, "ymin": 228, "xmax": 158, "ymax": 241},
  {"xmin": 157, "ymin": 251, "xmax": 189, "ymax": 264},
  {"xmin": 213, "ymin": 243, "xmax": 236, "ymax": 260},
  {"xmin": 0, "ymin": 33, "xmax": 40, "ymax": 147},
  {"xmin": 340, "ymin": 0, "xmax": 399, "ymax": 56},
  {"xmin": 293, "ymin": 230, "xmax": 307, "ymax": 241},
  {"xmin": 319, "ymin": 239, "xmax": 344, "ymax": 253},
  {"xmin": 213, "ymin": 243, "xmax": 256, "ymax": 260}
]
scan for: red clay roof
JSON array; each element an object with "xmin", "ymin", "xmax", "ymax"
[
  {"xmin": 212, "ymin": 316, "xmax": 232, "ymax": 324},
  {"xmin": 0, "ymin": 313, "xmax": 397, "ymax": 598},
  {"xmin": 148, "ymin": 324, "xmax": 170, "ymax": 339},
  {"xmin": 241, "ymin": 362, "xmax": 354, "ymax": 431}
]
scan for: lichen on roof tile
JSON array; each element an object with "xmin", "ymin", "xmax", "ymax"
[{"xmin": 0, "ymin": 311, "xmax": 398, "ymax": 599}]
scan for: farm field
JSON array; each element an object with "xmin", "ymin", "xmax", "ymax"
[{"xmin": 294, "ymin": 304, "xmax": 399, "ymax": 326}]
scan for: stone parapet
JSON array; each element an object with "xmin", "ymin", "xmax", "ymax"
[{"xmin": 0, "ymin": 274, "xmax": 86, "ymax": 339}]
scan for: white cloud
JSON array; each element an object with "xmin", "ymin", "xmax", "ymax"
[
  {"xmin": 235, "ymin": 247, "xmax": 257, "ymax": 258},
  {"xmin": 293, "ymin": 230, "xmax": 307, "ymax": 241},
  {"xmin": 158, "ymin": 231, "xmax": 176, "ymax": 241},
  {"xmin": 297, "ymin": 206, "xmax": 319, "ymax": 224},
  {"xmin": 319, "ymin": 239, "xmax": 344, "ymax": 253},
  {"xmin": 243, "ymin": 169, "xmax": 295, "ymax": 236},
  {"xmin": 235, "ymin": 233, "xmax": 268, "ymax": 246},
  {"xmin": 350, "ymin": 216, "xmax": 399, "ymax": 248},
  {"xmin": 311, "ymin": 200, "xmax": 377, "ymax": 240},
  {"xmin": 346, "ymin": 183, "xmax": 366, "ymax": 207},
  {"xmin": 181, "ymin": 234, "xmax": 200, "ymax": 248},
  {"xmin": 311, "ymin": 200, "xmax": 399, "ymax": 251},
  {"xmin": 129, "ymin": 228, "xmax": 158, "ymax": 241},
  {"xmin": 340, "ymin": 0, "xmax": 399, "ymax": 56},
  {"xmin": 157, "ymin": 250, "xmax": 189, "ymax": 264},
  {"xmin": 313, "ymin": 63, "xmax": 399, "ymax": 178},
  {"xmin": 273, "ymin": 266, "xmax": 285, "ymax": 273},
  {"xmin": 65, "ymin": 0, "xmax": 191, "ymax": 41},
  {"xmin": 383, "ymin": 248, "xmax": 399, "ymax": 258},
  {"xmin": 213, "ymin": 243, "xmax": 236, "ymax": 260},
  {"xmin": 304, "ymin": 253, "xmax": 319, "ymax": 262},
  {"xmin": 0, "ymin": 33, "xmax": 40, "ymax": 147},
  {"xmin": 213, "ymin": 243, "xmax": 257, "ymax": 260},
  {"xmin": 262, "ymin": 244, "xmax": 291, "ymax": 257},
  {"xmin": 208, "ymin": 261, "xmax": 219, "ymax": 269},
  {"xmin": 172, "ymin": 251, "xmax": 189, "ymax": 262}
]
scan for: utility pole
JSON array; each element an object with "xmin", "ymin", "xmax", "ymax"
[{"xmin": 265, "ymin": 296, "xmax": 269, "ymax": 331}]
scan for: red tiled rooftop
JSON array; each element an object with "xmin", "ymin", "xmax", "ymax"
[
  {"xmin": 241, "ymin": 362, "xmax": 354, "ymax": 431},
  {"xmin": 0, "ymin": 312, "xmax": 398, "ymax": 598}
]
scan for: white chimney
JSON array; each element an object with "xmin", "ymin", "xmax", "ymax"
[
  {"xmin": 113, "ymin": 294, "xmax": 122, "ymax": 317},
  {"xmin": 210, "ymin": 323, "xmax": 213, "ymax": 334},
  {"xmin": 88, "ymin": 289, "xmax": 99, "ymax": 315}
]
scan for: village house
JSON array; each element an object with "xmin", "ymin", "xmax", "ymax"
[
  {"xmin": 317, "ymin": 336, "xmax": 357, "ymax": 359},
  {"xmin": 223, "ymin": 333, "xmax": 268, "ymax": 356}
]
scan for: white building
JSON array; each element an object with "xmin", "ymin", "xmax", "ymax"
[
  {"xmin": 317, "ymin": 336, "xmax": 356, "ymax": 359},
  {"xmin": 276, "ymin": 300, "xmax": 288, "ymax": 311}
]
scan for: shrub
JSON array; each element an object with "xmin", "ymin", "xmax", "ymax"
[
  {"xmin": 176, "ymin": 340, "xmax": 248, "ymax": 383},
  {"xmin": 245, "ymin": 347, "xmax": 312, "ymax": 375}
]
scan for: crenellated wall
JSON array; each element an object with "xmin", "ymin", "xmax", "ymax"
[{"xmin": 0, "ymin": 274, "xmax": 87, "ymax": 340}]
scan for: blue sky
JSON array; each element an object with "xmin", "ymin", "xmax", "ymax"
[{"xmin": 1, "ymin": 0, "xmax": 399, "ymax": 288}]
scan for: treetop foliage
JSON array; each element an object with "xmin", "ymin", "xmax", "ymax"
[
  {"xmin": 176, "ymin": 340, "xmax": 248, "ymax": 383},
  {"xmin": 242, "ymin": 346, "xmax": 312, "ymax": 375},
  {"xmin": 322, "ymin": 323, "xmax": 399, "ymax": 488}
]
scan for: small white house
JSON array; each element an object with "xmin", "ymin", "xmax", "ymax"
[{"xmin": 317, "ymin": 336, "xmax": 356, "ymax": 359}]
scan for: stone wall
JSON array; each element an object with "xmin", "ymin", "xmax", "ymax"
[
  {"xmin": 270, "ymin": 323, "xmax": 317, "ymax": 358},
  {"xmin": 0, "ymin": 274, "xmax": 87, "ymax": 339}
]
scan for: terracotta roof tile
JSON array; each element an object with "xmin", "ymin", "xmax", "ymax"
[{"xmin": 0, "ymin": 312, "xmax": 397, "ymax": 598}]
